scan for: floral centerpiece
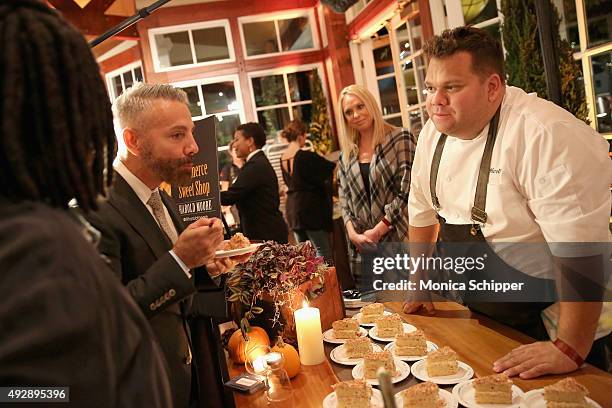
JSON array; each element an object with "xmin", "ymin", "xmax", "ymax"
[{"xmin": 226, "ymin": 241, "xmax": 327, "ymax": 338}]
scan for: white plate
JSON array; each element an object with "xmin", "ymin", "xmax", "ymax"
[
  {"xmin": 352, "ymin": 311, "xmax": 392, "ymax": 327},
  {"xmin": 521, "ymin": 388, "xmax": 602, "ymax": 408},
  {"xmin": 351, "ymin": 359, "xmax": 410, "ymax": 386},
  {"xmin": 323, "ymin": 327, "xmax": 369, "ymax": 344},
  {"xmin": 330, "ymin": 343, "xmax": 383, "ymax": 366},
  {"xmin": 411, "ymin": 359, "xmax": 474, "ymax": 385},
  {"xmin": 368, "ymin": 323, "xmax": 417, "ymax": 342},
  {"xmin": 394, "ymin": 388, "xmax": 458, "ymax": 408},
  {"xmin": 451, "ymin": 379, "xmax": 524, "ymax": 408},
  {"xmin": 322, "ymin": 388, "xmax": 384, "ymax": 408},
  {"xmin": 343, "ymin": 298, "xmax": 370, "ymax": 309},
  {"xmin": 384, "ymin": 340, "xmax": 438, "ymax": 361},
  {"xmin": 214, "ymin": 243, "xmax": 261, "ymax": 258}
]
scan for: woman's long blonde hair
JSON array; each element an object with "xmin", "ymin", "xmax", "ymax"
[{"xmin": 337, "ymin": 84, "xmax": 395, "ymax": 164}]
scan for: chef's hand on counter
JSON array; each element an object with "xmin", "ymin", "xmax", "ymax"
[{"xmin": 493, "ymin": 341, "xmax": 578, "ymax": 379}]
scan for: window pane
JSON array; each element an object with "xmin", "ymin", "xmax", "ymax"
[
  {"xmin": 243, "ymin": 21, "xmax": 278, "ymax": 56},
  {"xmin": 202, "ymin": 82, "xmax": 237, "ymax": 114},
  {"xmin": 292, "ymin": 104, "xmax": 312, "ymax": 125},
  {"xmin": 287, "ymin": 71, "xmax": 312, "ymax": 102},
  {"xmin": 373, "ymin": 45, "xmax": 394, "ymax": 76},
  {"xmin": 559, "ymin": 0, "xmax": 580, "ymax": 52},
  {"xmin": 592, "ymin": 52, "xmax": 612, "ymax": 133},
  {"xmin": 155, "ymin": 32, "xmax": 192, "ymax": 68},
  {"xmin": 134, "ymin": 67, "xmax": 143, "ymax": 82},
  {"xmin": 192, "ymin": 27, "xmax": 230, "ymax": 63},
  {"xmin": 585, "ymin": 1, "xmax": 612, "ymax": 48},
  {"xmin": 278, "ymin": 17, "xmax": 314, "ymax": 51},
  {"xmin": 396, "ymin": 23, "xmax": 412, "ymax": 60},
  {"xmin": 216, "ymin": 114, "xmax": 241, "ymax": 149},
  {"xmin": 257, "ymin": 108, "xmax": 290, "ymax": 137},
  {"xmin": 122, "ymin": 71, "xmax": 134, "ymax": 90},
  {"xmin": 403, "ymin": 63, "xmax": 419, "ymax": 106},
  {"xmin": 252, "ymin": 75, "xmax": 287, "ymax": 107},
  {"xmin": 180, "ymin": 86, "xmax": 202, "ymax": 117},
  {"xmin": 112, "ymin": 75, "xmax": 123, "ymax": 99},
  {"xmin": 410, "ymin": 16, "xmax": 423, "ymax": 50},
  {"xmin": 462, "ymin": 0, "xmax": 497, "ymax": 25},
  {"xmin": 385, "ymin": 115, "xmax": 403, "ymax": 127},
  {"xmin": 378, "ymin": 76, "xmax": 400, "ymax": 115}
]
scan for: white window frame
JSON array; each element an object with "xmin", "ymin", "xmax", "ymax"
[
  {"xmin": 247, "ymin": 62, "xmax": 324, "ymax": 132},
  {"xmin": 105, "ymin": 61, "xmax": 143, "ymax": 101},
  {"xmin": 148, "ymin": 19, "xmax": 235, "ymax": 73},
  {"xmin": 238, "ymin": 9, "xmax": 320, "ymax": 60},
  {"xmin": 172, "ymin": 74, "xmax": 246, "ymax": 150}
]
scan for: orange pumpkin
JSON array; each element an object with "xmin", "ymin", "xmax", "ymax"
[
  {"xmin": 227, "ymin": 326, "xmax": 270, "ymax": 364},
  {"xmin": 271, "ymin": 337, "xmax": 301, "ymax": 379}
]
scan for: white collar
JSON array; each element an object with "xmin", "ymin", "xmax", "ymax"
[
  {"xmin": 246, "ymin": 149, "xmax": 262, "ymax": 162},
  {"xmin": 114, "ymin": 160, "xmax": 156, "ymax": 205}
]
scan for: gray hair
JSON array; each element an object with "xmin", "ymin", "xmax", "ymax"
[{"xmin": 112, "ymin": 82, "xmax": 189, "ymax": 130}]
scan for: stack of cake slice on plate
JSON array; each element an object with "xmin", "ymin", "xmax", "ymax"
[
  {"xmin": 333, "ymin": 318, "xmax": 360, "ymax": 339},
  {"xmin": 544, "ymin": 377, "xmax": 590, "ymax": 408},
  {"xmin": 426, "ymin": 346, "xmax": 458, "ymax": 377},
  {"xmin": 333, "ymin": 379, "xmax": 373, "ymax": 408},
  {"xmin": 473, "ymin": 373, "xmax": 513, "ymax": 404},
  {"xmin": 360, "ymin": 302, "xmax": 384, "ymax": 323},
  {"xmin": 364, "ymin": 350, "xmax": 396, "ymax": 379},
  {"xmin": 345, "ymin": 337, "xmax": 373, "ymax": 359},
  {"xmin": 395, "ymin": 329, "xmax": 427, "ymax": 356},
  {"xmin": 399, "ymin": 381, "xmax": 442, "ymax": 408},
  {"xmin": 375, "ymin": 313, "xmax": 403, "ymax": 337}
]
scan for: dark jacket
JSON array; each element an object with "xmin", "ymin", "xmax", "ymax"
[
  {"xmin": 86, "ymin": 173, "xmax": 222, "ymax": 408},
  {"xmin": 220, "ymin": 150, "xmax": 288, "ymax": 243},
  {"xmin": 0, "ymin": 200, "xmax": 172, "ymax": 407}
]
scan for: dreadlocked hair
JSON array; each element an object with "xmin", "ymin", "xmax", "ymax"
[{"xmin": 0, "ymin": 0, "xmax": 116, "ymax": 212}]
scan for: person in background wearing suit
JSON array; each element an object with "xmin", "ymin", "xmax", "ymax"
[
  {"xmin": 280, "ymin": 119, "xmax": 336, "ymax": 262},
  {"xmin": 87, "ymin": 83, "xmax": 234, "ymax": 408},
  {"xmin": 0, "ymin": 2, "xmax": 172, "ymax": 406},
  {"xmin": 221, "ymin": 122, "xmax": 289, "ymax": 243}
]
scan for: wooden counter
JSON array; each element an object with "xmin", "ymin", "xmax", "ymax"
[{"xmin": 228, "ymin": 301, "xmax": 611, "ymax": 407}]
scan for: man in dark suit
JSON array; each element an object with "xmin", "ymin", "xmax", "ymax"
[
  {"xmin": 87, "ymin": 83, "xmax": 231, "ymax": 408},
  {"xmin": 221, "ymin": 123, "xmax": 289, "ymax": 243}
]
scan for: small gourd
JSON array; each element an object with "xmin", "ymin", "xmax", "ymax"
[{"xmin": 271, "ymin": 337, "xmax": 301, "ymax": 379}]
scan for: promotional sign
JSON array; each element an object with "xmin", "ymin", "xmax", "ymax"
[{"xmin": 171, "ymin": 115, "xmax": 221, "ymax": 225}]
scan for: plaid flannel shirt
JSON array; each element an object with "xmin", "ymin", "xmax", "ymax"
[{"xmin": 338, "ymin": 128, "xmax": 416, "ymax": 253}]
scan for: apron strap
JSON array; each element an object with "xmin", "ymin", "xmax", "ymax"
[
  {"xmin": 429, "ymin": 105, "xmax": 502, "ymax": 229},
  {"xmin": 471, "ymin": 105, "xmax": 502, "ymax": 224}
]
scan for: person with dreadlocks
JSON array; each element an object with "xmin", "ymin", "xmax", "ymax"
[{"xmin": 0, "ymin": 1, "xmax": 172, "ymax": 406}]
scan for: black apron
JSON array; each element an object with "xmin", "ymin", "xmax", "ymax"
[{"xmin": 429, "ymin": 106, "xmax": 554, "ymax": 340}]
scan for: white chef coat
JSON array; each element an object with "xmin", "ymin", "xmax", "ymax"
[
  {"xmin": 409, "ymin": 86, "xmax": 611, "ymax": 250},
  {"xmin": 408, "ymin": 86, "xmax": 612, "ymax": 339}
]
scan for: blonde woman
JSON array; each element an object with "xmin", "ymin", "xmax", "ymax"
[{"xmin": 337, "ymin": 85, "xmax": 417, "ymax": 284}]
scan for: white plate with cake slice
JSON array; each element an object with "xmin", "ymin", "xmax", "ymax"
[
  {"xmin": 368, "ymin": 323, "xmax": 417, "ymax": 342},
  {"xmin": 323, "ymin": 327, "xmax": 369, "ymax": 344},
  {"xmin": 351, "ymin": 359, "xmax": 410, "ymax": 386},
  {"xmin": 521, "ymin": 388, "xmax": 602, "ymax": 408},
  {"xmin": 394, "ymin": 388, "xmax": 459, "ymax": 408},
  {"xmin": 384, "ymin": 340, "xmax": 438, "ymax": 361},
  {"xmin": 451, "ymin": 379, "xmax": 524, "ymax": 408},
  {"xmin": 322, "ymin": 388, "xmax": 384, "ymax": 408},
  {"xmin": 411, "ymin": 359, "xmax": 474, "ymax": 385},
  {"xmin": 352, "ymin": 311, "xmax": 392, "ymax": 327},
  {"xmin": 330, "ymin": 343, "xmax": 384, "ymax": 366}
]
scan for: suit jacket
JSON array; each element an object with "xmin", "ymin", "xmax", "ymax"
[
  {"xmin": 87, "ymin": 173, "xmax": 221, "ymax": 408},
  {"xmin": 0, "ymin": 200, "xmax": 172, "ymax": 407},
  {"xmin": 220, "ymin": 150, "xmax": 288, "ymax": 243}
]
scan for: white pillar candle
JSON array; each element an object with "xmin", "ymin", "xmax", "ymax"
[{"xmin": 294, "ymin": 304, "xmax": 325, "ymax": 365}]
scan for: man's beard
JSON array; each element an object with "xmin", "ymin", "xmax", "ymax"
[{"xmin": 142, "ymin": 147, "xmax": 193, "ymax": 186}]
